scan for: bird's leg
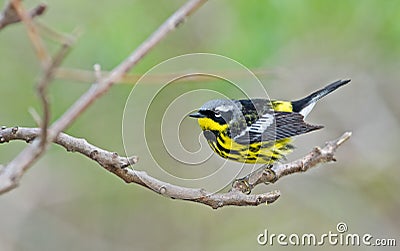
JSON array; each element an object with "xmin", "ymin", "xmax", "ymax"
[
  {"xmin": 261, "ymin": 166, "xmax": 277, "ymax": 184},
  {"xmin": 231, "ymin": 176, "xmax": 253, "ymax": 194},
  {"xmin": 231, "ymin": 164, "xmax": 275, "ymax": 194}
]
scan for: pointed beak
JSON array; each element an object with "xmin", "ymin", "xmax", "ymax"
[{"xmin": 189, "ymin": 112, "xmax": 205, "ymax": 118}]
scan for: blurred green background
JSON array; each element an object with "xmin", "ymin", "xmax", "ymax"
[{"xmin": 1, "ymin": 0, "xmax": 399, "ymax": 250}]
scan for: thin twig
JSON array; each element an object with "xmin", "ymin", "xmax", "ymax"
[
  {"xmin": 11, "ymin": 0, "xmax": 71, "ymax": 150},
  {"xmin": 0, "ymin": 127, "xmax": 350, "ymax": 208},
  {"xmin": 35, "ymin": 21, "xmax": 78, "ymax": 44},
  {"xmin": 54, "ymin": 67, "xmax": 274, "ymax": 85},
  {"xmin": 0, "ymin": 0, "xmax": 46, "ymax": 30},
  {"xmin": 93, "ymin": 64, "xmax": 102, "ymax": 82},
  {"xmin": 0, "ymin": 0, "xmax": 207, "ymax": 195},
  {"xmin": 28, "ymin": 107, "xmax": 42, "ymax": 127},
  {"xmin": 10, "ymin": 0, "xmax": 50, "ymax": 66},
  {"xmin": 37, "ymin": 42, "xmax": 72, "ymax": 148}
]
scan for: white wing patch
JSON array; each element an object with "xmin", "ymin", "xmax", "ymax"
[
  {"xmin": 299, "ymin": 102, "xmax": 316, "ymax": 117},
  {"xmin": 248, "ymin": 113, "xmax": 274, "ymax": 134}
]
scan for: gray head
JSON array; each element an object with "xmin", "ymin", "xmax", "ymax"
[{"xmin": 189, "ymin": 99, "xmax": 243, "ymax": 125}]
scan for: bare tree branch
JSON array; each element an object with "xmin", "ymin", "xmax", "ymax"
[
  {"xmin": 0, "ymin": 127, "xmax": 350, "ymax": 209},
  {"xmin": 0, "ymin": 0, "xmax": 46, "ymax": 30},
  {"xmin": 0, "ymin": 0, "xmax": 208, "ymax": 195}
]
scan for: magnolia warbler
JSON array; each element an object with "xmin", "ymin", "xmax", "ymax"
[{"xmin": 189, "ymin": 79, "xmax": 350, "ymax": 165}]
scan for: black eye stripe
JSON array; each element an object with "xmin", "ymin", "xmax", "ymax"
[
  {"xmin": 198, "ymin": 110, "xmax": 235, "ymax": 124},
  {"xmin": 198, "ymin": 110, "xmax": 230, "ymax": 125},
  {"xmin": 198, "ymin": 110, "xmax": 215, "ymax": 118}
]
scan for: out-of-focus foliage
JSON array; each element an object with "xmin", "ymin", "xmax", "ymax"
[{"xmin": 1, "ymin": 0, "xmax": 399, "ymax": 250}]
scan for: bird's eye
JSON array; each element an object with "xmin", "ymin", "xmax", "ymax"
[{"xmin": 214, "ymin": 112, "xmax": 222, "ymax": 118}]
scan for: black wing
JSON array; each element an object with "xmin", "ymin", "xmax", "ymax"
[
  {"xmin": 273, "ymin": 112, "xmax": 323, "ymax": 140},
  {"xmin": 234, "ymin": 111, "xmax": 323, "ymax": 144}
]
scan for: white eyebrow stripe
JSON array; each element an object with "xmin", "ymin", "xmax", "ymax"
[{"xmin": 215, "ymin": 105, "xmax": 234, "ymax": 113}]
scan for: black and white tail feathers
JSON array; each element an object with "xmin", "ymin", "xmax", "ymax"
[{"xmin": 291, "ymin": 79, "xmax": 351, "ymax": 117}]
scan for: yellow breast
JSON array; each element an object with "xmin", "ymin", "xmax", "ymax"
[
  {"xmin": 197, "ymin": 118, "xmax": 228, "ymax": 131},
  {"xmin": 197, "ymin": 117, "xmax": 292, "ymax": 164}
]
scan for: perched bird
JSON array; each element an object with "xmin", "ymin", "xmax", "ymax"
[{"xmin": 189, "ymin": 79, "xmax": 350, "ymax": 165}]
